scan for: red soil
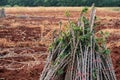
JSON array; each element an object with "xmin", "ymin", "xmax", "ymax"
[{"xmin": 0, "ymin": 9, "xmax": 120, "ymax": 80}]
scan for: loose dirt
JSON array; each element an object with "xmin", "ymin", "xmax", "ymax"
[{"xmin": 0, "ymin": 8, "xmax": 120, "ymax": 80}]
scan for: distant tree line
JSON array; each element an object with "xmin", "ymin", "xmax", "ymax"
[{"xmin": 0, "ymin": 0, "xmax": 120, "ymax": 7}]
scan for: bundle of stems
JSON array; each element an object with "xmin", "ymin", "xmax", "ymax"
[
  {"xmin": 0, "ymin": 8, "xmax": 6, "ymax": 18},
  {"xmin": 40, "ymin": 4, "xmax": 116, "ymax": 80}
]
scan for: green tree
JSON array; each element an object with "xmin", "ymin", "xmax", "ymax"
[
  {"xmin": 0, "ymin": 0, "xmax": 119, "ymax": 7},
  {"xmin": 34, "ymin": 0, "xmax": 44, "ymax": 6},
  {"xmin": 0, "ymin": 0, "xmax": 7, "ymax": 6}
]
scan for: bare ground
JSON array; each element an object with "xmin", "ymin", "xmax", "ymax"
[{"xmin": 0, "ymin": 8, "xmax": 120, "ymax": 80}]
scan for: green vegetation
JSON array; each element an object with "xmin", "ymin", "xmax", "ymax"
[
  {"xmin": 40, "ymin": 5, "xmax": 116, "ymax": 80},
  {"xmin": 0, "ymin": 0, "xmax": 120, "ymax": 7}
]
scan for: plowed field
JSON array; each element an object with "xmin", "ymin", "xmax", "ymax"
[{"xmin": 0, "ymin": 7, "xmax": 120, "ymax": 80}]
